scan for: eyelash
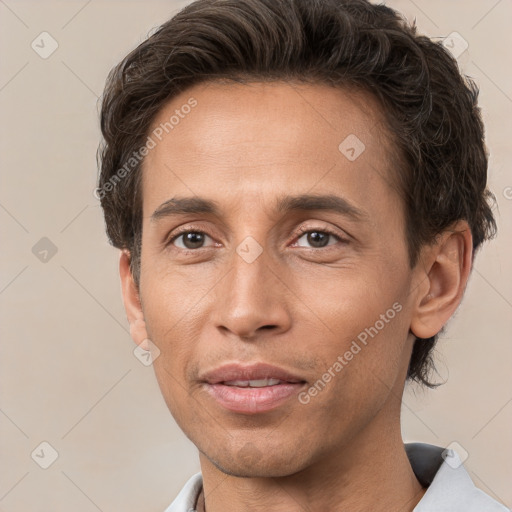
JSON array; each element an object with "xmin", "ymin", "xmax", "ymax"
[
  {"xmin": 166, "ymin": 225, "xmax": 347, "ymax": 251},
  {"xmin": 291, "ymin": 226, "xmax": 346, "ymax": 248},
  {"xmin": 166, "ymin": 227, "xmax": 217, "ymax": 252}
]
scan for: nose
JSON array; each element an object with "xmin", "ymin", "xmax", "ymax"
[{"xmin": 211, "ymin": 249, "xmax": 292, "ymax": 341}]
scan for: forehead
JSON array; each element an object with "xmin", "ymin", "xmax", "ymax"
[{"xmin": 141, "ymin": 80, "xmax": 400, "ymax": 220}]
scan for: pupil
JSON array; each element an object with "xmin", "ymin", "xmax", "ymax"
[
  {"xmin": 184, "ymin": 232, "xmax": 204, "ymax": 249},
  {"xmin": 308, "ymin": 231, "xmax": 328, "ymax": 248}
]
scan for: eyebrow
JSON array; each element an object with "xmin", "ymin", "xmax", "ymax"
[
  {"xmin": 151, "ymin": 196, "xmax": 221, "ymax": 221},
  {"xmin": 275, "ymin": 194, "xmax": 367, "ymax": 221},
  {"xmin": 150, "ymin": 194, "xmax": 368, "ymax": 222}
]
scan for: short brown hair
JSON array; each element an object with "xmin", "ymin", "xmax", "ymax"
[{"xmin": 97, "ymin": 0, "xmax": 496, "ymax": 387}]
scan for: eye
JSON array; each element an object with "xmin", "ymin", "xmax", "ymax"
[
  {"xmin": 294, "ymin": 228, "xmax": 344, "ymax": 249},
  {"xmin": 169, "ymin": 230, "xmax": 215, "ymax": 250}
]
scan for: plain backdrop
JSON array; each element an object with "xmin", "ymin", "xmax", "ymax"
[{"xmin": 1, "ymin": 0, "xmax": 511, "ymax": 510}]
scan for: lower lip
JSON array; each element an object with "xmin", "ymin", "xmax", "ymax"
[{"xmin": 205, "ymin": 382, "xmax": 305, "ymax": 414}]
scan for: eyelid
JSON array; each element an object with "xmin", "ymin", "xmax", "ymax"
[
  {"xmin": 164, "ymin": 222, "xmax": 349, "ymax": 251},
  {"xmin": 166, "ymin": 226, "xmax": 217, "ymax": 248},
  {"xmin": 290, "ymin": 224, "xmax": 349, "ymax": 247}
]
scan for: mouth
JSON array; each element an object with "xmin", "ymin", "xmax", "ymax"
[
  {"xmin": 222, "ymin": 378, "xmax": 292, "ymax": 387},
  {"xmin": 200, "ymin": 362, "xmax": 307, "ymax": 414}
]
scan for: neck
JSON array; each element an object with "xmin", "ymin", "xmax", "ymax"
[{"xmin": 198, "ymin": 405, "xmax": 425, "ymax": 512}]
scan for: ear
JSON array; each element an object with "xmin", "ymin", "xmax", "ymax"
[
  {"xmin": 410, "ymin": 221, "xmax": 473, "ymax": 339},
  {"xmin": 120, "ymin": 250, "xmax": 149, "ymax": 350}
]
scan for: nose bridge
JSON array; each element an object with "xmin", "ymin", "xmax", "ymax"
[
  {"xmin": 213, "ymin": 244, "xmax": 291, "ymax": 339},
  {"xmin": 230, "ymin": 246, "xmax": 270, "ymax": 305}
]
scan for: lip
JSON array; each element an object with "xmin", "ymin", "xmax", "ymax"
[
  {"xmin": 200, "ymin": 362, "xmax": 305, "ymax": 384},
  {"xmin": 200, "ymin": 362, "xmax": 307, "ymax": 414}
]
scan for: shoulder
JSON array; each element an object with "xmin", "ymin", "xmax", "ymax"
[{"xmin": 407, "ymin": 443, "xmax": 510, "ymax": 512}]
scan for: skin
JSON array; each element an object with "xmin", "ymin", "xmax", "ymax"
[{"xmin": 120, "ymin": 81, "xmax": 473, "ymax": 511}]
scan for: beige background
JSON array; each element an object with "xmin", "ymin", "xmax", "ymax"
[{"xmin": 0, "ymin": 0, "xmax": 511, "ymax": 510}]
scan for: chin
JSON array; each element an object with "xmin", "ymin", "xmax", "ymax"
[{"xmin": 203, "ymin": 442, "xmax": 309, "ymax": 478}]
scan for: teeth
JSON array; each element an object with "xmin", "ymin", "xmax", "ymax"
[{"xmin": 223, "ymin": 378, "xmax": 282, "ymax": 387}]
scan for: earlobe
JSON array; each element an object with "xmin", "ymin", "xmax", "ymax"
[
  {"xmin": 119, "ymin": 250, "xmax": 149, "ymax": 348},
  {"xmin": 130, "ymin": 317, "xmax": 150, "ymax": 351},
  {"xmin": 410, "ymin": 221, "xmax": 473, "ymax": 339}
]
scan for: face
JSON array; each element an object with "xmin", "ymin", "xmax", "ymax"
[{"xmin": 132, "ymin": 81, "xmax": 422, "ymax": 477}]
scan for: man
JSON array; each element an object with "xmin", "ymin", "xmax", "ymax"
[{"xmin": 97, "ymin": 0, "xmax": 508, "ymax": 510}]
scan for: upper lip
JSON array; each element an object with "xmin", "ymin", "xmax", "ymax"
[{"xmin": 200, "ymin": 362, "xmax": 306, "ymax": 384}]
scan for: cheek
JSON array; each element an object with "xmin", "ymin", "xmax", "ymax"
[
  {"xmin": 295, "ymin": 262, "xmax": 406, "ymax": 340},
  {"xmin": 140, "ymin": 249, "xmax": 213, "ymax": 342},
  {"xmin": 293, "ymin": 266, "xmax": 410, "ymax": 397},
  {"xmin": 139, "ymin": 270, "xmax": 203, "ymax": 407},
  {"xmin": 294, "ymin": 295, "xmax": 408, "ymax": 447}
]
